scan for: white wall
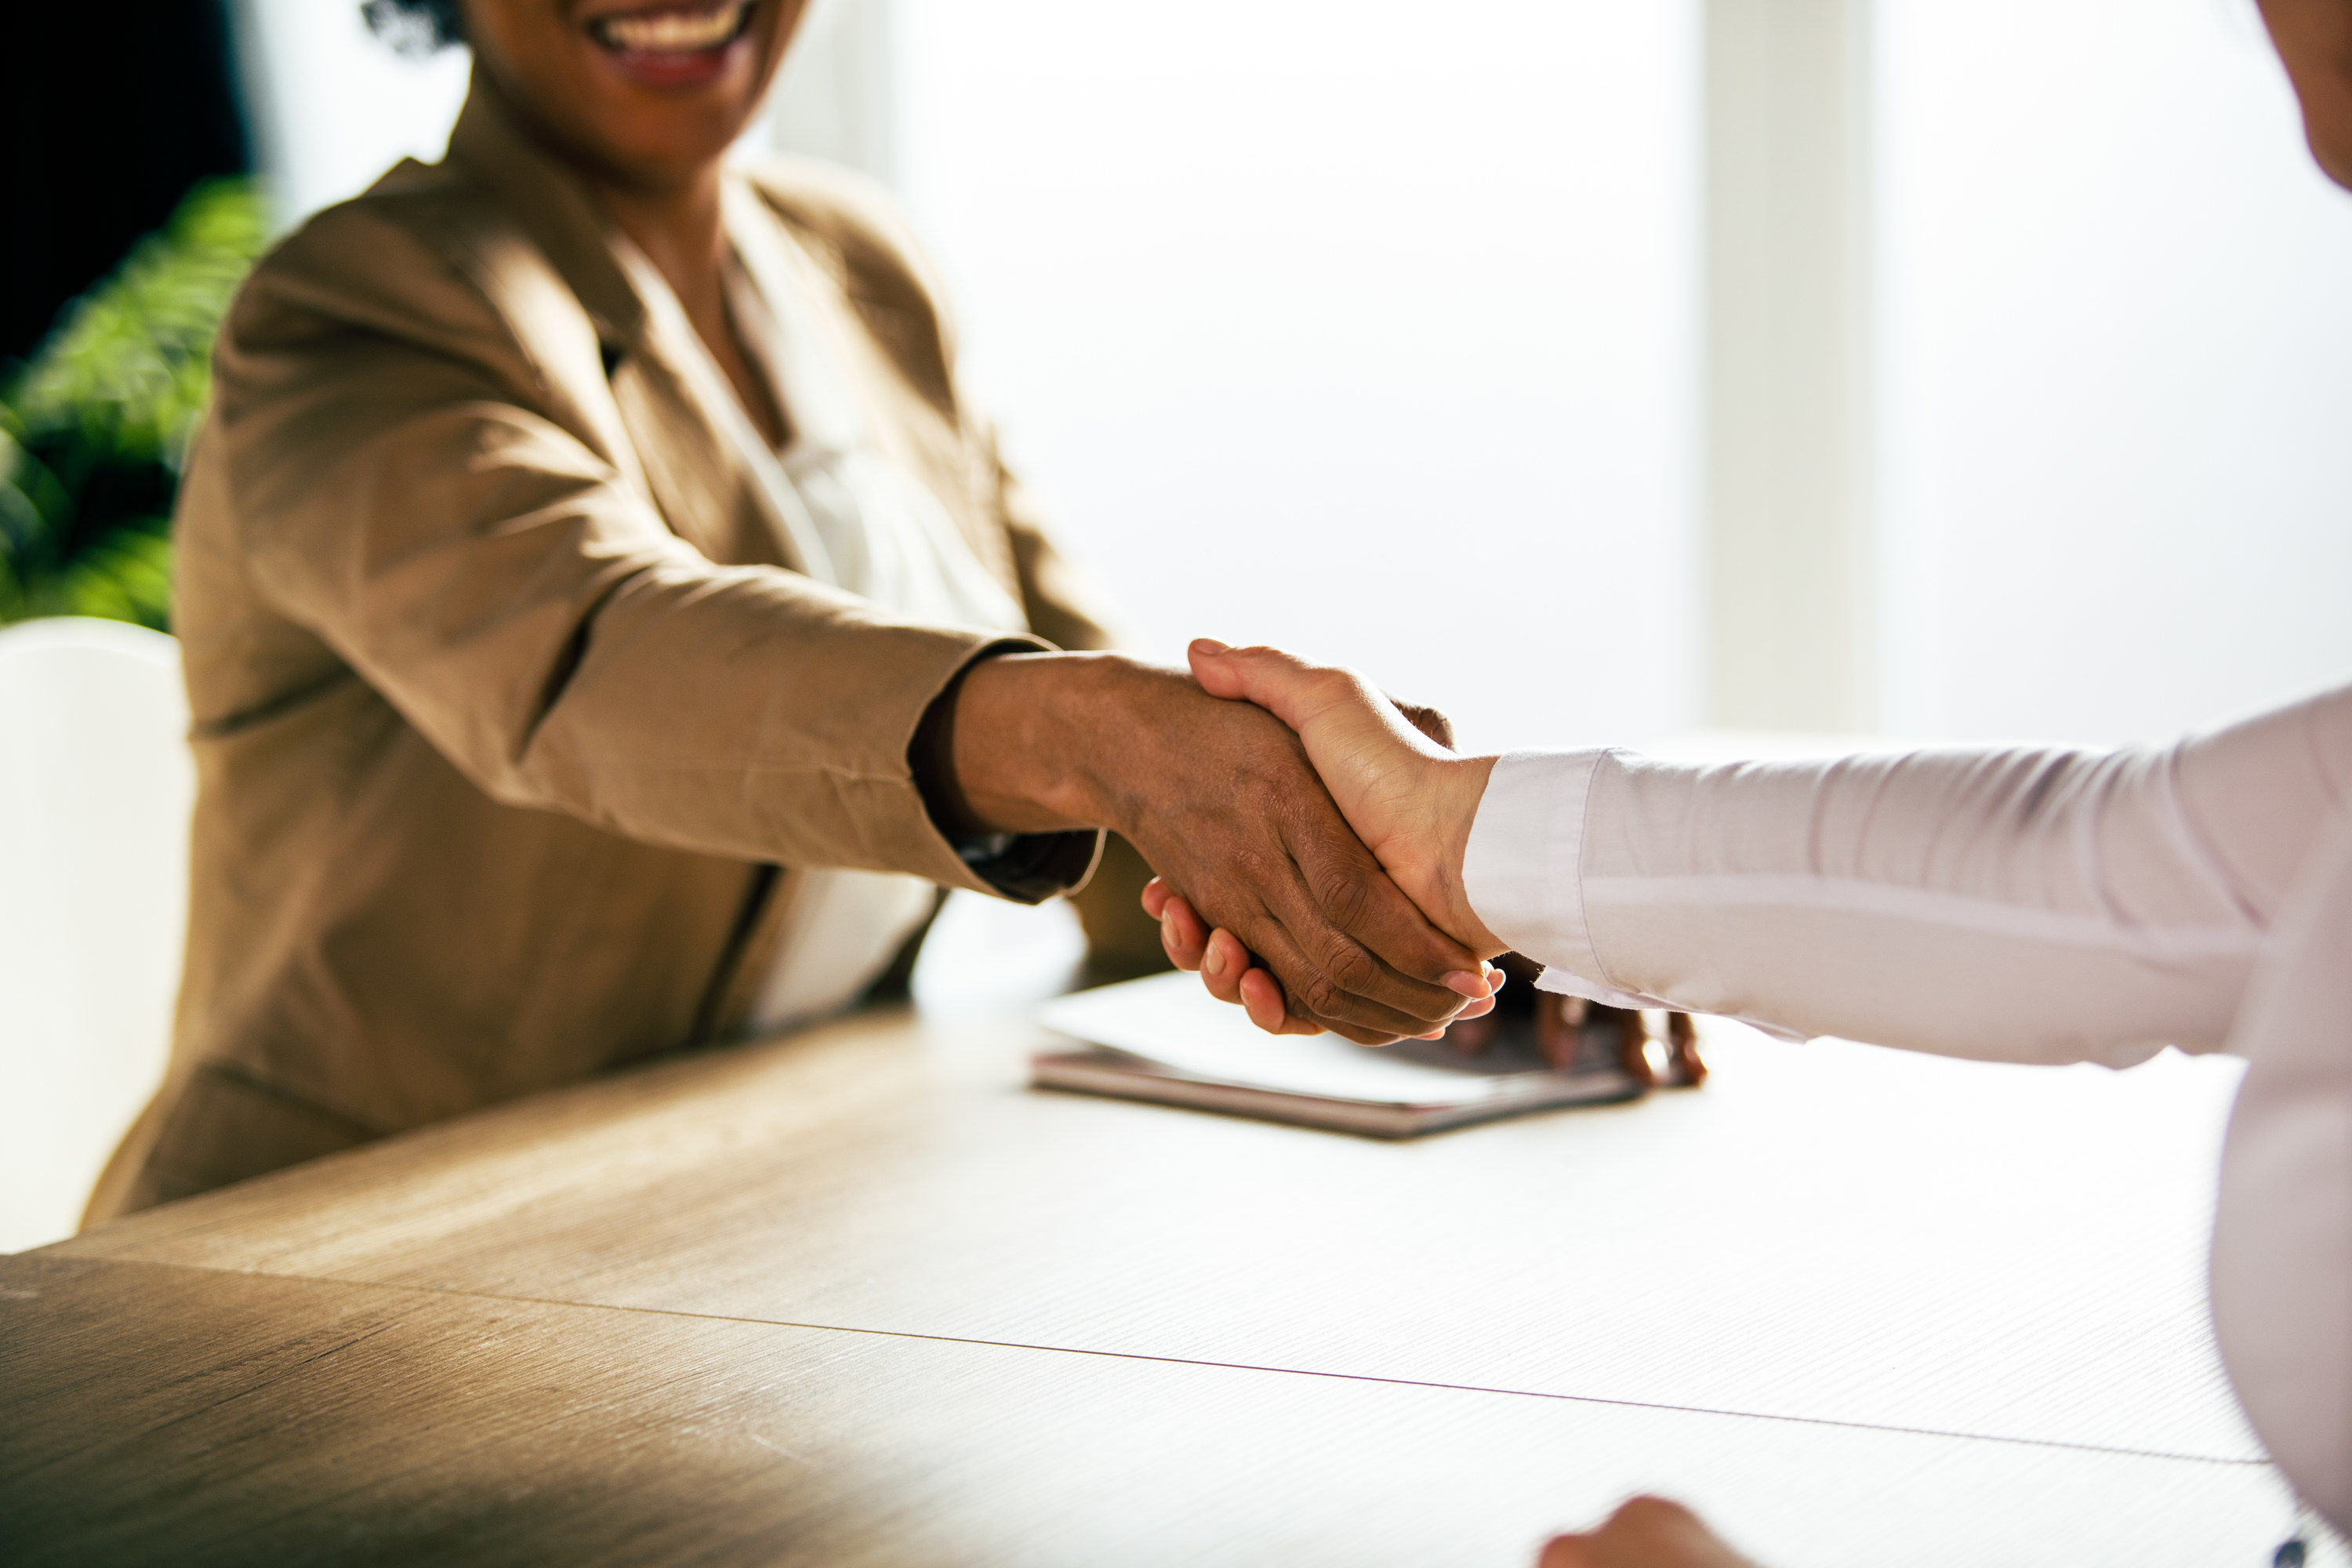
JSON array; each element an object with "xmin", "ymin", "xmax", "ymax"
[
  {"xmin": 894, "ymin": 0, "xmax": 1704, "ymax": 753},
  {"xmin": 763, "ymin": 0, "xmax": 895, "ymax": 180},
  {"xmin": 230, "ymin": 0, "xmax": 472, "ymax": 227},
  {"xmin": 1873, "ymin": 0, "xmax": 2352, "ymax": 745},
  {"xmin": 1704, "ymin": 0, "xmax": 1874, "ymax": 734}
]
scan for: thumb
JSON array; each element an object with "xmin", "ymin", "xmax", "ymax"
[{"xmin": 1188, "ymin": 638, "xmax": 1340, "ymax": 735}]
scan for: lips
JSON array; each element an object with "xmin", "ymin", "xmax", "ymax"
[{"xmin": 586, "ymin": 0, "xmax": 755, "ymax": 85}]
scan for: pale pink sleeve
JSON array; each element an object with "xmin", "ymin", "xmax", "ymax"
[{"xmin": 1463, "ymin": 685, "xmax": 2352, "ymax": 1067}]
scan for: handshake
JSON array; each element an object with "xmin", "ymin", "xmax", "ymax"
[
  {"xmin": 1145, "ymin": 638, "xmax": 1512, "ymax": 1043},
  {"xmin": 931, "ymin": 637, "xmax": 1515, "ymax": 1046}
]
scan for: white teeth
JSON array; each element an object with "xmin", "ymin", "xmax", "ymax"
[{"xmin": 598, "ymin": 1, "xmax": 746, "ymax": 53}]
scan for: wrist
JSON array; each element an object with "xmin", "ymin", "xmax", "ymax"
[
  {"xmin": 1421, "ymin": 754, "xmax": 1505, "ymax": 955},
  {"xmin": 947, "ymin": 650, "xmax": 1133, "ymax": 835}
]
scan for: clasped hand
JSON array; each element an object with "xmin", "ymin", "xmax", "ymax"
[
  {"xmin": 1142, "ymin": 638, "xmax": 1509, "ymax": 1037},
  {"xmin": 937, "ymin": 650, "xmax": 1497, "ymax": 1044}
]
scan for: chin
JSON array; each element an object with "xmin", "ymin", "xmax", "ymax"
[
  {"xmin": 567, "ymin": 0, "xmax": 783, "ymax": 163},
  {"xmin": 574, "ymin": 70, "xmax": 769, "ymax": 180},
  {"xmin": 2307, "ymin": 128, "xmax": 2352, "ymax": 193}
]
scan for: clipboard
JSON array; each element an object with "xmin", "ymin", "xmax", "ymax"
[{"xmin": 1031, "ymin": 959, "xmax": 1702, "ymax": 1138}]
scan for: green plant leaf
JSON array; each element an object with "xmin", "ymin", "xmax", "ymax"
[{"xmin": 0, "ymin": 176, "xmax": 269, "ymax": 633}]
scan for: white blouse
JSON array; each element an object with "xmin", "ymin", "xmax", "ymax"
[
  {"xmin": 614, "ymin": 180, "xmax": 1030, "ymax": 1037},
  {"xmin": 1463, "ymin": 683, "xmax": 2352, "ymax": 1526}
]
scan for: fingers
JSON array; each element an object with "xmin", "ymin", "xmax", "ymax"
[
  {"xmin": 1232, "ymin": 842, "xmax": 1496, "ymax": 1039},
  {"xmin": 1203, "ymin": 932, "xmax": 1497, "ymax": 1040},
  {"xmin": 1390, "ymin": 696, "xmax": 1457, "ymax": 751},
  {"xmin": 1140, "ymin": 876, "xmax": 1172, "ymax": 921},
  {"xmin": 1156, "ymin": 889, "xmax": 1209, "ymax": 971},
  {"xmin": 1153, "ymin": 890, "xmax": 1352, "ymax": 1036},
  {"xmin": 1153, "ymin": 891, "xmax": 1261, "ymax": 1007},
  {"xmin": 1120, "ymin": 661, "xmax": 1484, "ymax": 1040},
  {"xmin": 1199, "ymin": 926, "xmax": 1252, "ymax": 1004},
  {"xmin": 1235, "ymin": 894, "xmax": 1472, "ymax": 1040},
  {"xmin": 1239, "ymin": 967, "xmax": 1323, "ymax": 1035},
  {"xmin": 1537, "ymin": 1536, "xmax": 1592, "ymax": 1568},
  {"xmin": 1272, "ymin": 810, "xmax": 1489, "ymax": 1023}
]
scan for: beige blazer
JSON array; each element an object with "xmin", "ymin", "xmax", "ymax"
[{"xmin": 88, "ymin": 78, "xmax": 1139, "ymax": 1222}]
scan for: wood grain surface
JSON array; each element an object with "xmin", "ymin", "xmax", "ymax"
[
  {"xmin": 51, "ymin": 1004, "xmax": 2255, "ymax": 1461},
  {"xmin": 0, "ymin": 1253, "xmax": 2314, "ymax": 1568}
]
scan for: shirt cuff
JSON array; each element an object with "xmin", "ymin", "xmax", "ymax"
[
  {"xmin": 958, "ymin": 826, "xmax": 1105, "ymax": 906},
  {"xmin": 1464, "ymin": 749, "xmax": 1663, "ymax": 1009}
]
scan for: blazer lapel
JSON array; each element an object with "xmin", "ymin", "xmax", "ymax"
[
  {"xmin": 727, "ymin": 176, "xmax": 1025, "ymax": 605},
  {"xmin": 441, "ymin": 74, "xmax": 794, "ymax": 575}
]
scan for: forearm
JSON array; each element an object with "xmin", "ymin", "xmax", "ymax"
[
  {"xmin": 408, "ymin": 547, "xmax": 1054, "ymax": 891},
  {"xmin": 929, "ymin": 650, "xmax": 1131, "ymax": 836}
]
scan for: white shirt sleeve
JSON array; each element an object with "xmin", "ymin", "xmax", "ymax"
[{"xmin": 1463, "ymin": 684, "xmax": 2352, "ymax": 1068}]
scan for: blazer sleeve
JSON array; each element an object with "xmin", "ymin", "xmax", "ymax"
[{"xmin": 214, "ymin": 198, "xmax": 1082, "ymax": 895}]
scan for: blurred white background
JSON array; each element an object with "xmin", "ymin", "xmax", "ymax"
[
  {"xmin": 1873, "ymin": 0, "xmax": 2352, "ymax": 744},
  {"xmin": 894, "ymin": 0, "xmax": 1700, "ymax": 752},
  {"xmin": 227, "ymin": 0, "xmax": 2352, "ymax": 753}
]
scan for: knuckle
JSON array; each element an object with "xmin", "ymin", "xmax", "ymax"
[
  {"xmin": 1224, "ymin": 844, "xmax": 1279, "ymax": 891},
  {"xmin": 1323, "ymin": 938, "xmax": 1380, "ymax": 996},
  {"xmin": 1311, "ymin": 862, "xmax": 1374, "ymax": 930},
  {"xmin": 1295, "ymin": 973, "xmax": 1347, "ymax": 1019}
]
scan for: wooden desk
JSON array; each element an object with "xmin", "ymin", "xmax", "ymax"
[{"xmin": 3, "ymin": 1000, "xmax": 2328, "ymax": 1565}]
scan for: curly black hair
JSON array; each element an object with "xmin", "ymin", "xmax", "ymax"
[{"xmin": 361, "ymin": 0, "xmax": 464, "ymax": 53}]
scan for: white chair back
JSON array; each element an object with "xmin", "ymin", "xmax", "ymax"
[{"xmin": 0, "ymin": 618, "xmax": 192, "ymax": 1251}]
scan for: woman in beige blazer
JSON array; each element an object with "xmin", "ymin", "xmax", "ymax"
[{"xmin": 89, "ymin": 0, "xmax": 1500, "ymax": 1221}]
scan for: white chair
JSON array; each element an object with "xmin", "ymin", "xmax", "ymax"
[{"xmin": 0, "ymin": 618, "xmax": 192, "ymax": 1251}]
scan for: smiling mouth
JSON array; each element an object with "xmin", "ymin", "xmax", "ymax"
[{"xmin": 588, "ymin": 0, "xmax": 754, "ymax": 56}]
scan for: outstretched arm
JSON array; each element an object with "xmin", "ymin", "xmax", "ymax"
[{"xmin": 1168, "ymin": 641, "xmax": 2352, "ymax": 1067}]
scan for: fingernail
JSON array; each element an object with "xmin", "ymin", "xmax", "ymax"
[
  {"xmin": 1442, "ymin": 970, "xmax": 1492, "ymax": 1000},
  {"xmin": 1205, "ymin": 947, "xmax": 1225, "ymax": 978},
  {"xmin": 1485, "ymin": 964, "xmax": 1508, "ymax": 992},
  {"xmin": 1189, "ymin": 637, "xmax": 1232, "ymax": 655}
]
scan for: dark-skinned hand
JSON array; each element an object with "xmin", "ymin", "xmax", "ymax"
[
  {"xmin": 930, "ymin": 651, "xmax": 1497, "ymax": 1044},
  {"xmin": 1140, "ymin": 659, "xmax": 1499, "ymax": 1036},
  {"xmin": 1537, "ymin": 1497, "xmax": 1763, "ymax": 1568}
]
